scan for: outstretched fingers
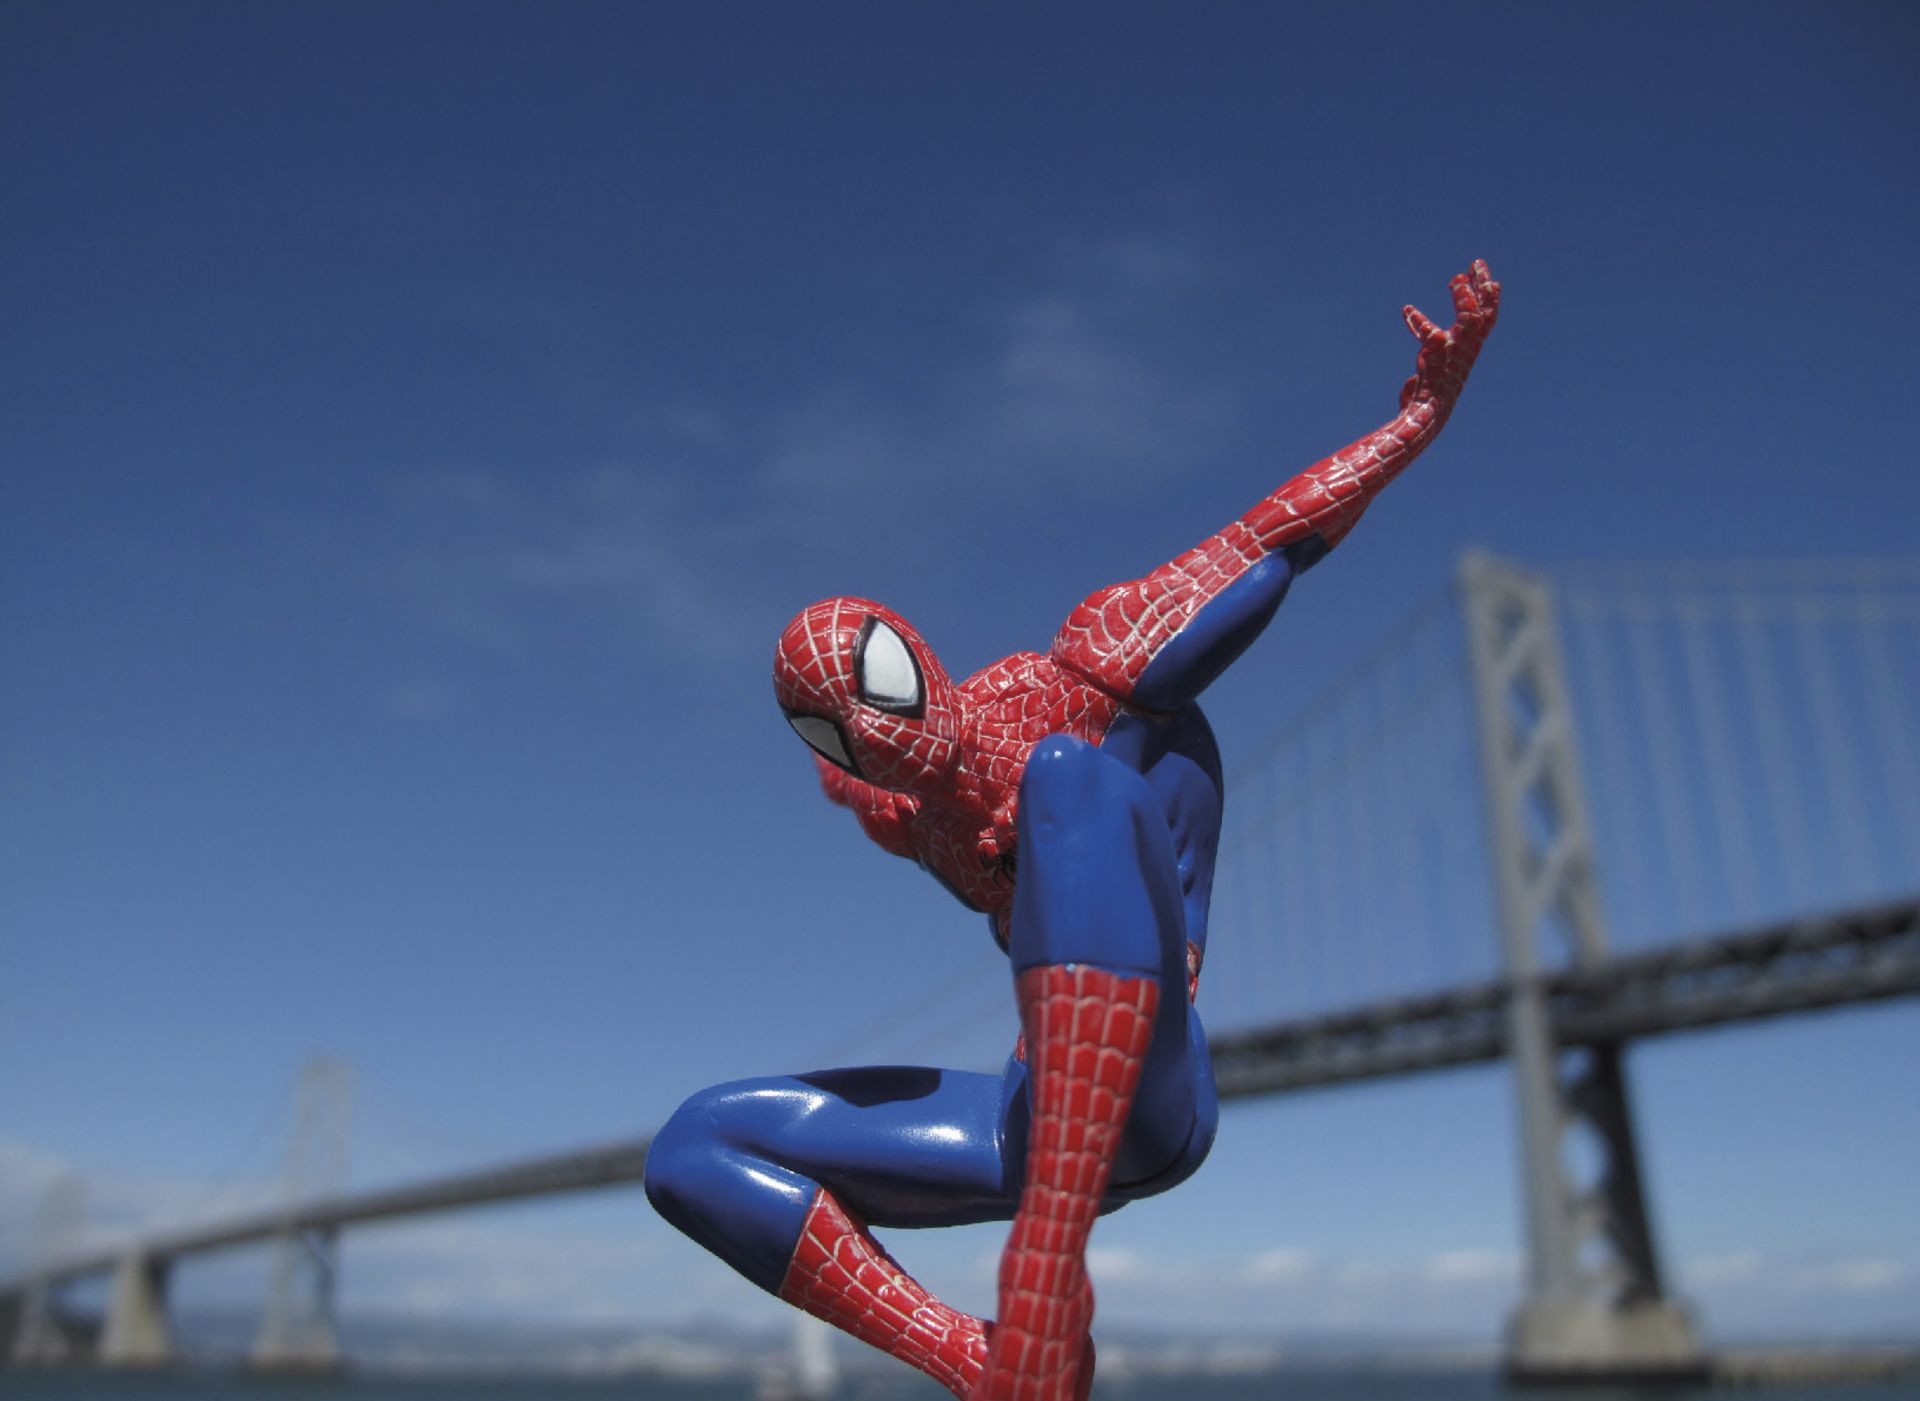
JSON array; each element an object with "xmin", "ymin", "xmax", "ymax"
[
  {"xmin": 1399, "ymin": 261, "xmax": 1500, "ymax": 405},
  {"xmin": 1402, "ymin": 303, "xmax": 1445, "ymax": 344},
  {"xmin": 1406, "ymin": 260, "xmax": 1501, "ymax": 353},
  {"xmin": 1450, "ymin": 271, "xmax": 1479, "ymax": 319},
  {"xmin": 1469, "ymin": 258, "xmax": 1499, "ymax": 305},
  {"xmin": 1455, "ymin": 260, "xmax": 1501, "ymax": 335}
]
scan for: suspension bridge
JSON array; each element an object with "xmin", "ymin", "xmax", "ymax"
[{"xmin": 4, "ymin": 552, "xmax": 1917, "ymax": 1381}]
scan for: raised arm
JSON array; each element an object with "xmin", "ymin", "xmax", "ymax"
[{"xmin": 1052, "ymin": 260, "xmax": 1499, "ymax": 711}]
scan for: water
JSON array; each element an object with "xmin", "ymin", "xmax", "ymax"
[{"xmin": 1, "ymin": 1373, "xmax": 1913, "ymax": 1401}]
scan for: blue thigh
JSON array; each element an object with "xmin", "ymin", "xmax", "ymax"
[
  {"xmin": 645, "ymin": 1065, "xmax": 1020, "ymax": 1293},
  {"xmin": 648, "ymin": 737, "xmax": 1220, "ymax": 1296},
  {"xmin": 1010, "ymin": 734, "xmax": 1218, "ymax": 1191}
]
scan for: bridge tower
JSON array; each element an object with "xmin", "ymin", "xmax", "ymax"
[
  {"xmin": 1459, "ymin": 552, "xmax": 1706, "ymax": 1382},
  {"xmin": 253, "ymin": 1057, "xmax": 353, "ymax": 1371},
  {"xmin": 8, "ymin": 1174, "xmax": 87, "ymax": 1366},
  {"xmin": 99, "ymin": 1252, "xmax": 173, "ymax": 1366}
]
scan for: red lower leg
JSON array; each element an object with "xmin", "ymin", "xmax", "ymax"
[
  {"xmin": 778, "ymin": 1188, "xmax": 989, "ymax": 1399},
  {"xmin": 973, "ymin": 964, "xmax": 1159, "ymax": 1401}
]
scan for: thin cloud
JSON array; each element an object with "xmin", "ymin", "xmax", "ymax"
[
  {"xmin": 1086, "ymin": 1246, "xmax": 1152, "ymax": 1285},
  {"xmin": 0, "ymin": 1141, "xmax": 282, "ymax": 1276},
  {"xmin": 378, "ymin": 461, "xmax": 775, "ymax": 661},
  {"xmin": 980, "ymin": 292, "xmax": 1230, "ymax": 466},
  {"xmin": 6, "ymin": 1146, "xmax": 1915, "ymax": 1343},
  {"xmin": 377, "ymin": 237, "xmax": 1245, "ymax": 663},
  {"xmin": 1424, "ymin": 1250, "xmax": 1519, "ymax": 1285},
  {"xmin": 1089, "ymin": 236, "xmax": 1218, "ymax": 289},
  {"xmin": 1684, "ymin": 1251, "xmax": 1765, "ymax": 1286},
  {"xmin": 1244, "ymin": 1247, "xmax": 1316, "ymax": 1282},
  {"xmin": 386, "ymin": 680, "xmax": 454, "ymax": 721},
  {"xmin": 1680, "ymin": 1251, "xmax": 1916, "ymax": 1299},
  {"xmin": 344, "ymin": 1218, "xmax": 677, "ymax": 1324}
]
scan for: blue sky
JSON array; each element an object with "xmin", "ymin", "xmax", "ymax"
[{"xmin": 3, "ymin": 0, "xmax": 1916, "ymax": 1345}]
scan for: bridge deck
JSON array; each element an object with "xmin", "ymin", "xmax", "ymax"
[
  {"xmin": 6, "ymin": 893, "xmax": 1915, "ymax": 1299},
  {"xmin": 1210, "ymin": 894, "xmax": 1920, "ymax": 1098}
]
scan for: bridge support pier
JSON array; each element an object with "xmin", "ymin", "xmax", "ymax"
[
  {"xmin": 252, "ymin": 1226, "xmax": 342, "ymax": 1371},
  {"xmin": 1461, "ymin": 554, "xmax": 1706, "ymax": 1383},
  {"xmin": 9, "ymin": 1278, "xmax": 83, "ymax": 1366},
  {"xmin": 252, "ymin": 1058, "xmax": 351, "ymax": 1371},
  {"xmin": 1508, "ymin": 1295, "xmax": 1704, "ymax": 1384},
  {"xmin": 1503, "ymin": 1039, "xmax": 1706, "ymax": 1382},
  {"xmin": 100, "ymin": 1252, "xmax": 174, "ymax": 1367}
]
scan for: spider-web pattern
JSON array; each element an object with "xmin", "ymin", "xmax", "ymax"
[
  {"xmin": 763, "ymin": 261, "xmax": 1500, "ymax": 1401},
  {"xmin": 790, "ymin": 264, "xmax": 1499, "ymax": 917},
  {"xmin": 775, "ymin": 596, "xmax": 962, "ymax": 796},
  {"xmin": 972, "ymin": 964, "xmax": 1158, "ymax": 1401},
  {"xmin": 813, "ymin": 648, "xmax": 1131, "ymax": 917},
  {"xmin": 778, "ymin": 1188, "xmax": 989, "ymax": 1399},
  {"xmin": 1052, "ymin": 262, "xmax": 1498, "ymax": 700}
]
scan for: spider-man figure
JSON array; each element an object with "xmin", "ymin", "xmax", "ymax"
[{"xmin": 647, "ymin": 262, "xmax": 1499, "ymax": 1401}]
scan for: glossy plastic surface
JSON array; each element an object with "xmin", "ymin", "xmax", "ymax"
[{"xmin": 647, "ymin": 261, "xmax": 1500, "ymax": 1400}]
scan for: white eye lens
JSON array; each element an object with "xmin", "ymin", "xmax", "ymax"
[
  {"xmin": 788, "ymin": 714, "xmax": 855, "ymax": 771},
  {"xmin": 857, "ymin": 620, "xmax": 922, "ymax": 712}
]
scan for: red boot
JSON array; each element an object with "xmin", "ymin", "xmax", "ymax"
[{"xmin": 778, "ymin": 1188, "xmax": 990, "ymax": 1398}]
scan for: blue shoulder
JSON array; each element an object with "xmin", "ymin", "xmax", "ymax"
[{"xmin": 1131, "ymin": 536, "xmax": 1324, "ymax": 711}]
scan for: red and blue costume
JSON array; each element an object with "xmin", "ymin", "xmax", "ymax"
[{"xmin": 647, "ymin": 263, "xmax": 1500, "ymax": 1400}]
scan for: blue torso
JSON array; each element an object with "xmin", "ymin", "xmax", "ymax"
[{"xmin": 1038, "ymin": 703, "xmax": 1224, "ymax": 967}]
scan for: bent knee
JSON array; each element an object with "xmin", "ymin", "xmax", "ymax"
[
  {"xmin": 645, "ymin": 1081, "xmax": 802, "ymax": 1213},
  {"xmin": 1020, "ymin": 734, "xmax": 1157, "ymax": 830},
  {"xmin": 644, "ymin": 1082, "xmax": 818, "ymax": 1293},
  {"xmin": 642, "ymin": 1085, "xmax": 723, "ymax": 1222}
]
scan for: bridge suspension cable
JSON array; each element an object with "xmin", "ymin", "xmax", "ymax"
[
  {"xmin": 6, "ymin": 553, "xmax": 1916, "ymax": 1385},
  {"xmin": 1202, "ymin": 556, "xmax": 1920, "ymax": 1030},
  {"xmin": 1553, "ymin": 560, "xmax": 1920, "ymax": 952}
]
